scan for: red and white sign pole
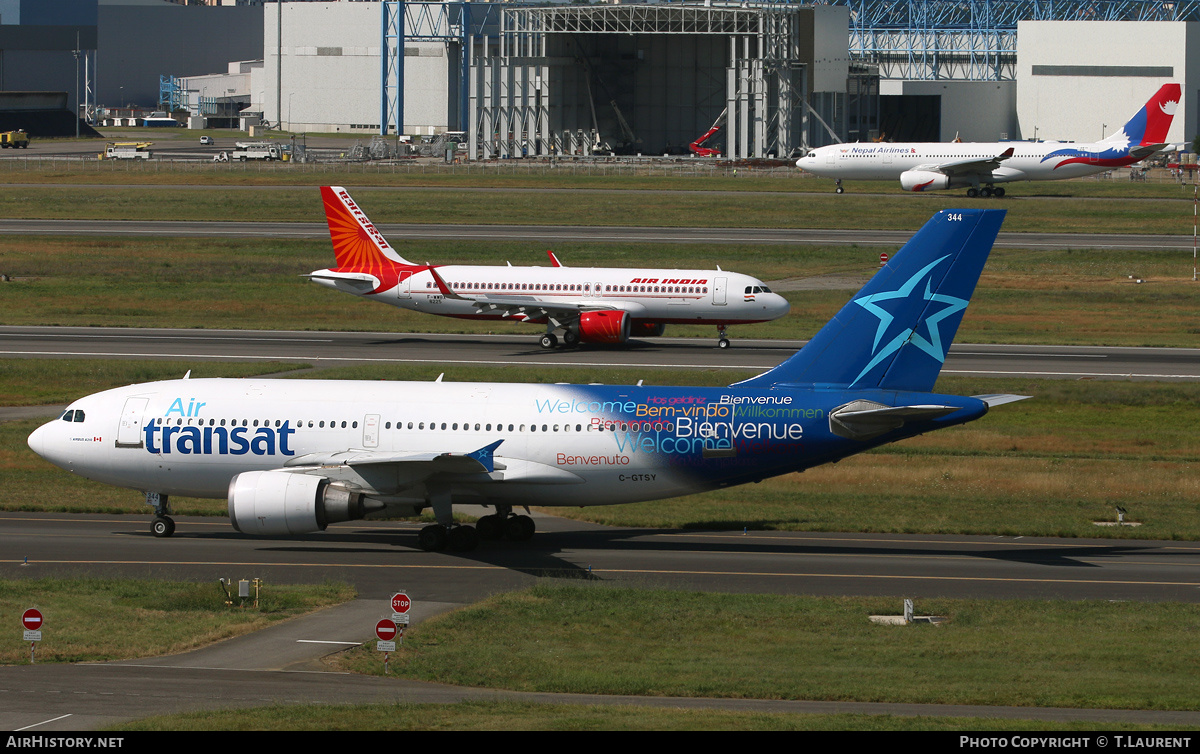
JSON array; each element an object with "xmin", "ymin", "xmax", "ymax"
[
  {"xmin": 22, "ymin": 608, "xmax": 42, "ymax": 664},
  {"xmin": 376, "ymin": 618, "xmax": 398, "ymax": 673}
]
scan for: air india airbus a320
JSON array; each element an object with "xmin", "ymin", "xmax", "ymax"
[{"xmin": 308, "ymin": 186, "xmax": 790, "ymax": 349}]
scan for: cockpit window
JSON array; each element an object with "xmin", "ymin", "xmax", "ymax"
[
  {"xmin": 74, "ymin": 410, "xmax": 85, "ymax": 422},
  {"xmin": 61, "ymin": 410, "xmax": 85, "ymax": 422},
  {"xmin": 60, "ymin": 410, "xmax": 74, "ymax": 422}
]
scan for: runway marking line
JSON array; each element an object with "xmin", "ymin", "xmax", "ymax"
[
  {"xmin": 15, "ymin": 713, "xmax": 73, "ymax": 731},
  {"xmin": 5, "ymin": 558, "xmax": 1199, "ymax": 588}
]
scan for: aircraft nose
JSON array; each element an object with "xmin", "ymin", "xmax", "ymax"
[
  {"xmin": 27, "ymin": 422, "xmax": 49, "ymax": 459},
  {"xmin": 770, "ymin": 293, "xmax": 791, "ymax": 317}
]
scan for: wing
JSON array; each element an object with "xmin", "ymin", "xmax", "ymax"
[
  {"xmin": 426, "ymin": 265, "xmax": 644, "ymax": 323},
  {"xmin": 918, "ymin": 147, "xmax": 1014, "ymax": 178},
  {"xmin": 282, "ymin": 439, "xmax": 582, "ymax": 493}
]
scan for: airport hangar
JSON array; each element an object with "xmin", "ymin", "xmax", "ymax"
[
  {"xmin": 246, "ymin": 0, "xmax": 1198, "ymax": 160},
  {"xmin": 2, "ymin": 1, "xmax": 1197, "ymax": 155}
]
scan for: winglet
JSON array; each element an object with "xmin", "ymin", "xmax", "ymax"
[
  {"xmin": 427, "ymin": 265, "xmax": 470, "ymax": 300},
  {"xmin": 998, "ymin": 147, "xmax": 1013, "ymax": 160},
  {"xmin": 547, "ymin": 250, "xmax": 565, "ymax": 267},
  {"xmin": 465, "ymin": 439, "xmax": 504, "ymax": 474}
]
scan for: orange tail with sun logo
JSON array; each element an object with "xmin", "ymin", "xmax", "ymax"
[{"xmin": 320, "ymin": 186, "xmax": 418, "ymax": 270}]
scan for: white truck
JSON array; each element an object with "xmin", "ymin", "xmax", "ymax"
[
  {"xmin": 231, "ymin": 142, "xmax": 283, "ymax": 161},
  {"xmin": 103, "ymin": 142, "xmax": 153, "ymax": 160}
]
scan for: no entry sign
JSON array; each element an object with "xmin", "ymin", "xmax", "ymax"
[
  {"xmin": 375, "ymin": 619, "xmax": 398, "ymax": 642},
  {"xmin": 22, "ymin": 609, "xmax": 42, "ymax": 632}
]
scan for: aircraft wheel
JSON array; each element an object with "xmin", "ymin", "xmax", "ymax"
[
  {"xmin": 835, "ymin": 186, "xmax": 845, "ymax": 194},
  {"xmin": 980, "ymin": 187, "xmax": 993, "ymax": 198},
  {"xmin": 966, "ymin": 188, "xmax": 979, "ymax": 198},
  {"xmin": 151, "ymin": 516, "xmax": 175, "ymax": 538},
  {"xmin": 994, "ymin": 187, "xmax": 1006, "ymax": 198},
  {"xmin": 562, "ymin": 329, "xmax": 580, "ymax": 347},
  {"xmin": 505, "ymin": 515, "xmax": 536, "ymax": 542},
  {"xmin": 717, "ymin": 338, "xmax": 731, "ymax": 349},
  {"xmin": 476, "ymin": 514, "xmax": 504, "ymax": 540},
  {"xmin": 447, "ymin": 525, "xmax": 480, "ymax": 552},
  {"xmin": 539, "ymin": 333, "xmax": 558, "ymax": 350},
  {"xmin": 417, "ymin": 524, "xmax": 448, "ymax": 552}
]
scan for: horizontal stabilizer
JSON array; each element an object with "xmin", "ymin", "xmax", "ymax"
[
  {"xmin": 972, "ymin": 393, "xmax": 1032, "ymax": 408},
  {"xmin": 829, "ymin": 400, "xmax": 962, "ymax": 441},
  {"xmin": 1130, "ymin": 143, "xmax": 1167, "ymax": 160},
  {"xmin": 306, "ymin": 269, "xmax": 378, "ymax": 292}
]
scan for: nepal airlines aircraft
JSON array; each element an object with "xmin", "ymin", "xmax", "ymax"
[
  {"xmin": 308, "ymin": 186, "xmax": 789, "ymax": 349},
  {"xmin": 796, "ymin": 83, "xmax": 1180, "ymax": 197},
  {"xmin": 28, "ymin": 209, "xmax": 1027, "ymax": 553}
]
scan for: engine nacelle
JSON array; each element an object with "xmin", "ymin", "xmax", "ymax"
[
  {"xmin": 899, "ymin": 170, "xmax": 951, "ymax": 192},
  {"xmin": 228, "ymin": 470, "xmax": 366, "ymax": 536},
  {"xmin": 578, "ymin": 310, "xmax": 631, "ymax": 344},
  {"xmin": 629, "ymin": 321, "xmax": 666, "ymax": 338}
]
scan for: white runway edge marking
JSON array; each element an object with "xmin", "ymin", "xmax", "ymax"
[
  {"xmin": 15, "ymin": 714, "xmax": 73, "ymax": 731},
  {"xmin": 3, "ymin": 351, "xmax": 1198, "ymax": 379}
]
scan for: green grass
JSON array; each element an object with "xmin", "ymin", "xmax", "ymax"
[
  {"xmin": 107, "ymin": 700, "xmax": 1189, "ymax": 731},
  {"xmin": 331, "ymin": 583, "xmax": 1200, "ymax": 712},
  {"xmin": 0, "ymin": 577, "xmax": 355, "ymax": 665},
  {"xmin": 0, "ymin": 179, "xmax": 1194, "ymax": 234},
  {"xmin": 4, "ymin": 235, "xmax": 1200, "ymax": 346},
  {"xmin": 0, "ymin": 359, "xmax": 307, "ymax": 407}
]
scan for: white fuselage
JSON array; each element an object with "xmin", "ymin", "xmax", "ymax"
[
  {"xmin": 28, "ymin": 378, "xmax": 838, "ymax": 509},
  {"xmin": 313, "ymin": 264, "xmax": 789, "ymax": 326},
  {"xmin": 797, "ymin": 141, "xmax": 1127, "ymax": 184}
]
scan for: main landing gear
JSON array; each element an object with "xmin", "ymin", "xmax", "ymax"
[
  {"xmin": 966, "ymin": 185, "xmax": 1005, "ymax": 198},
  {"xmin": 540, "ymin": 328, "xmax": 581, "ymax": 349},
  {"xmin": 417, "ymin": 510, "xmax": 535, "ymax": 552},
  {"xmin": 147, "ymin": 491, "xmax": 175, "ymax": 538},
  {"xmin": 417, "ymin": 489, "xmax": 536, "ymax": 552}
]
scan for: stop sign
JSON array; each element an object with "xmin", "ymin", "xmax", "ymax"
[
  {"xmin": 22, "ymin": 609, "xmax": 42, "ymax": 631},
  {"xmin": 391, "ymin": 592, "xmax": 411, "ymax": 614},
  {"xmin": 375, "ymin": 619, "xmax": 397, "ymax": 642}
]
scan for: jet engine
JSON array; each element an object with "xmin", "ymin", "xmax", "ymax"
[
  {"xmin": 899, "ymin": 170, "xmax": 951, "ymax": 192},
  {"xmin": 629, "ymin": 322, "xmax": 666, "ymax": 338},
  {"xmin": 578, "ymin": 310, "xmax": 631, "ymax": 344},
  {"xmin": 228, "ymin": 470, "xmax": 369, "ymax": 536}
]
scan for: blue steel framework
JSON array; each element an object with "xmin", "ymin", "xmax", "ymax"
[
  {"xmin": 837, "ymin": 0, "xmax": 1200, "ymax": 80},
  {"xmin": 381, "ymin": 1, "xmax": 502, "ymax": 136}
]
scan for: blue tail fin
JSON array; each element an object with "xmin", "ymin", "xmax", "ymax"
[{"xmin": 737, "ymin": 209, "xmax": 1005, "ymax": 393}]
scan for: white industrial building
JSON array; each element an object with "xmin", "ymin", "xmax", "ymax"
[
  {"xmin": 1015, "ymin": 20, "xmax": 1197, "ymax": 145},
  {"xmin": 260, "ymin": 1, "xmax": 452, "ymax": 135}
]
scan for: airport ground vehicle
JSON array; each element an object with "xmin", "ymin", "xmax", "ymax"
[
  {"xmin": 231, "ymin": 141, "xmax": 282, "ymax": 161},
  {"xmin": 103, "ymin": 142, "xmax": 152, "ymax": 160},
  {"xmin": 0, "ymin": 130, "xmax": 29, "ymax": 148}
]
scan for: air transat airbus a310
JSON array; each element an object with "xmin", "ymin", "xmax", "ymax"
[
  {"xmin": 308, "ymin": 186, "xmax": 789, "ymax": 349},
  {"xmin": 28, "ymin": 208, "xmax": 1026, "ymax": 553},
  {"xmin": 797, "ymin": 83, "xmax": 1180, "ymax": 197}
]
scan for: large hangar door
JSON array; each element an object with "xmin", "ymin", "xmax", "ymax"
[{"xmin": 880, "ymin": 95, "xmax": 940, "ymax": 143}]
